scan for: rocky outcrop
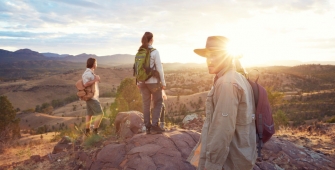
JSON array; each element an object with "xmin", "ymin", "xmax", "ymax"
[
  {"xmin": 52, "ymin": 136, "xmax": 73, "ymax": 154},
  {"xmin": 74, "ymin": 131, "xmax": 335, "ymax": 170},
  {"xmin": 253, "ymin": 136, "xmax": 335, "ymax": 170},
  {"xmin": 114, "ymin": 111, "xmax": 145, "ymax": 139},
  {"xmin": 86, "ymin": 130, "xmax": 199, "ymax": 170},
  {"xmin": 182, "ymin": 116, "xmax": 204, "ymax": 133},
  {"xmin": 182, "ymin": 113, "xmax": 198, "ymax": 124}
]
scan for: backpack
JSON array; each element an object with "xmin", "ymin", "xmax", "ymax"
[
  {"xmin": 247, "ymin": 77, "xmax": 275, "ymax": 159},
  {"xmin": 75, "ymin": 80, "xmax": 95, "ymax": 101},
  {"xmin": 133, "ymin": 48, "xmax": 156, "ymax": 82}
]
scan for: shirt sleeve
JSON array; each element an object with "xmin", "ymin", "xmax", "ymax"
[
  {"xmin": 82, "ymin": 71, "xmax": 94, "ymax": 85},
  {"xmin": 204, "ymin": 82, "xmax": 241, "ymax": 170},
  {"xmin": 153, "ymin": 50, "xmax": 166, "ymax": 87}
]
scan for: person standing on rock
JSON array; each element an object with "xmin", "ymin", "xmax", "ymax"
[
  {"xmin": 187, "ymin": 36, "xmax": 257, "ymax": 170},
  {"xmin": 137, "ymin": 32, "xmax": 166, "ymax": 134},
  {"xmin": 82, "ymin": 58, "xmax": 104, "ymax": 135}
]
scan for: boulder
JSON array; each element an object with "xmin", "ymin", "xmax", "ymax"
[
  {"xmin": 114, "ymin": 111, "xmax": 145, "ymax": 139},
  {"xmin": 182, "ymin": 114, "xmax": 204, "ymax": 132},
  {"xmin": 30, "ymin": 155, "xmax": 41, "ymax": 162},
  {"xmin": 182, "ymin": 113, "xmax": 198, "ymax": 125},
  {"xmin": 52, "ymin": 136, "xmax": 73, "ymax": 154}
]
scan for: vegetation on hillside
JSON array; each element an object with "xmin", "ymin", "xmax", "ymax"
[
  {"xmin": 109, "ymin": 78, "xmax": 142, "ymax": 125},
  {"xmin": 0, "ymin": 96, "xmax": 21, "ymax": 152}
]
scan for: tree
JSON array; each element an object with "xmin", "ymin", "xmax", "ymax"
[
  {"xmin": 72, "ymin": 105, "xmax": 77, "ymax": 111},
  {"xmin": 0, "ymin": 96, "xmax": 21, "ymax": 142},
  {"xmin": 266, "ymin": 86, "xmax": 284, "ymax": 109},
  {"xmin": 198, "ymin": 97, "xmax": 203, "ymax": 106},
  {"xmin": 273, "ymin": 110, "xmax": 289, "ymax": 129},
  {"xmin": 109, "ymin": 78, "xmax": 143, "ymax": 125}
]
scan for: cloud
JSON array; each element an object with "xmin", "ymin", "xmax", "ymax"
[
  {"xmin": 50, "ymin": 0, "xmax": 102, "ymax": 9},
  {"xmin": 300, "ymin": 38, "xmax": 335, "ymax": 49},
  {"xmin": 0, "ymin": 0, "xmax": 334, "ymax": 62}
]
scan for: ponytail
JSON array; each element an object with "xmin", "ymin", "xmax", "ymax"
[{"xmin": 139, "ymin": 32, "xmax": 153, "ymax": 52}]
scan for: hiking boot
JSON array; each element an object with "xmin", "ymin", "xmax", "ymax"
[
  {"xmin": 151, "ymin": 125, "xmax": 165, "ymax": 134},
  {"xmin": 146, "ymin": 127, "xmax": 151, "ymax": 134},
  {"xmin": 93, "ymin": 128, "xmax": 99, "ymax": 135},
  {"xmin": 159, "ymin": 122, "xmax": 165, "ymax": 129},
  {"xmin": 84, "ymin": 128, "xmax": 90, "ymax": 136}
]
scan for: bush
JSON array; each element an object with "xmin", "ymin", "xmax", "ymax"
[
  {"xmin": 109, "ymin": 78, "xmax": 142, "ymax": 126},
  {"xmin": 273, "ymin": 110, "xmax": 289, "ymax": 129},
  {"xmin": 327, "ymin": 116, "xmax": 335, "ymax": 123}
]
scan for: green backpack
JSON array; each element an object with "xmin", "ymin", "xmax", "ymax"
[{"xmin": 133, "ymin": 47, "xmax": 156, "ymax": 82}]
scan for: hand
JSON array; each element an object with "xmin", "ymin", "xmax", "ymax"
[{"xmin": 95, "ymin": 75, "xmax": 101, "ymax": 82}]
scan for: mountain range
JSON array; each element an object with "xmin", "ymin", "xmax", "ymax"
[
  {"xmin": 1, "ymin": 48, "xmax": 335, "ymax": 67},
  {"xmin": 0, "ymin": 48, "xmax": 134, "ymax": 66}
]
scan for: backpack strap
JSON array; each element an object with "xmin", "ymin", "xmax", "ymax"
[{"xmin": 148, "ymin": 48, "xmax": 158, "ymax": 71}]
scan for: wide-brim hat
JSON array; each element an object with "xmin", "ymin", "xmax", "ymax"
[{"xmin": 194, "ymin": 36, "xmax": 229, "ymax": 57}]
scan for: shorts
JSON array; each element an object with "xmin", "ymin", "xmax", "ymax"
[{"xmin": 86, "ymin": 99, "xmax": 103, "ymax": 116}]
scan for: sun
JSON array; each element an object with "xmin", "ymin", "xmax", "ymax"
[{"xmin": 226, "ymin": 40, "xmax": 243, "ymax": 58}]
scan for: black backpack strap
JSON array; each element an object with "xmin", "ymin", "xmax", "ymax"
[{"xmin": 257, "ymin": 111, "xmax": 263, "ymax": 159}]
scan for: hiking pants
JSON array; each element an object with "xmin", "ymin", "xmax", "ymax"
[{"xmin": 139, "ymin": 83, "xmax": 163, "ymax": 128}]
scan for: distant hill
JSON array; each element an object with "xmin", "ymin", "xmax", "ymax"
[
  {"xmin": 57, "ymin": 53, "xmax": 134, "ymax": 66},
  {"xmin": 0, "ymin": 48, "xmax": 135, "ymax": 67},
  {"xmin": 0, "ymin": 49, "xmax": 46, "ymax": 63},
  {"xmin": 263, "ymin": 60, "xmax": 335, "ymax": 66},
  {"xmin": 2, "ymin": 48, "xmax": 335, "ymax": 67},
  {"xmin": 41, "ymin": 52, "xmax": 70, "ymax": 58}
]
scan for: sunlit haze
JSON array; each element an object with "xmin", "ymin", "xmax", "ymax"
[{"xmin": 1, "ymin": 0, "xmax": 335, "ymax": 66}]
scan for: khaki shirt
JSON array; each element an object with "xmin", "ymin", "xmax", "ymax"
[{"xmin": 187, "ymin": 67, "xmax": 257, "ymax": 170}]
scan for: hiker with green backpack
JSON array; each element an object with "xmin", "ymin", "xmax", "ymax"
[
  {"xmin": 187, "ymin": 36, "xmax": 258, "ymax": 170},
  {"xmin": 134, "ymin": 32, "xmax": 166, "ymax": 134}
]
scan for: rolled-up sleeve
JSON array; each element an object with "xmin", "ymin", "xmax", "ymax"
[
  {"xmin": 153, "ymin": 51, "xmax": 166, "ymax": 86},
  {"xmin": 204, "ymin": 82, "xmax": 241, "ymax": 170}
]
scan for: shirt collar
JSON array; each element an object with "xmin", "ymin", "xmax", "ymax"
[
  {"xmin": 86, "ymin": 68, "xmax": 94, "ymax": 74},
  {"xmin": 149, "ymin": 45, "xmax": 153, "ymax": 48},
  {"xmin": 216, "ymin": 65, "xmax": 233, "ymax": 78}
]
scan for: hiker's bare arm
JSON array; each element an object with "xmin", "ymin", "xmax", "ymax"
[
  {"xmin": 84, "ymin": 75, "xmax": 100, "ymax": 87},
  {"xmin": 204, "ymin": 83, "xmax": 240, "ymax": 170}
]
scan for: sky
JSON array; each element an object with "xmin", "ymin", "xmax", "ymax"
[{"xmin": 0, "ymin": 0, "xmax": 335, "ymax": 66}]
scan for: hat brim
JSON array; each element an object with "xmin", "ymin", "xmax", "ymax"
[
  {"xmin": 194, "ymin": 48, "xmax": 226, "ymax": 58},
  {"xmin": 194, "ymin": 49, "xmax": 208, "ymax": 57}
]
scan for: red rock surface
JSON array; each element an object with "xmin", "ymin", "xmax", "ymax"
[
  {"xmin": 90, "ymin": 130, "xmax": 199, "ymax": 170},
  {"xmin": 114, "ymin": 111, "xmax": 145, "ymax": 139}
]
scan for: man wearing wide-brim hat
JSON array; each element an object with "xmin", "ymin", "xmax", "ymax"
[{"xmin": 187, "ymin": 36, "xmax": 257, "ymax": 170}]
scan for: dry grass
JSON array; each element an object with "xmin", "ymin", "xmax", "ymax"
[
  {"xmin": 0, "ymin": 67, "xmax": 131, "ymax": 110},
  {"xmin": 276, "ymin": 124, "xmax": 335, "ymax": 156},
  {"xmin": 0, "ymin": 139, "xmax": 57, "ymax": 167},
  {"xmin": 53, "ymin": 98, "xmax": 114, "ymax": 117},
  {"xmin": 18, "ymin": 112, "xmax": 79, "ymax": 130}
]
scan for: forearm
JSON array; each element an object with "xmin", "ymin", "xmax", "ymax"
[{"xmin": 84, "ymin": 80, "xmax": 96, "ymax": 87}]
